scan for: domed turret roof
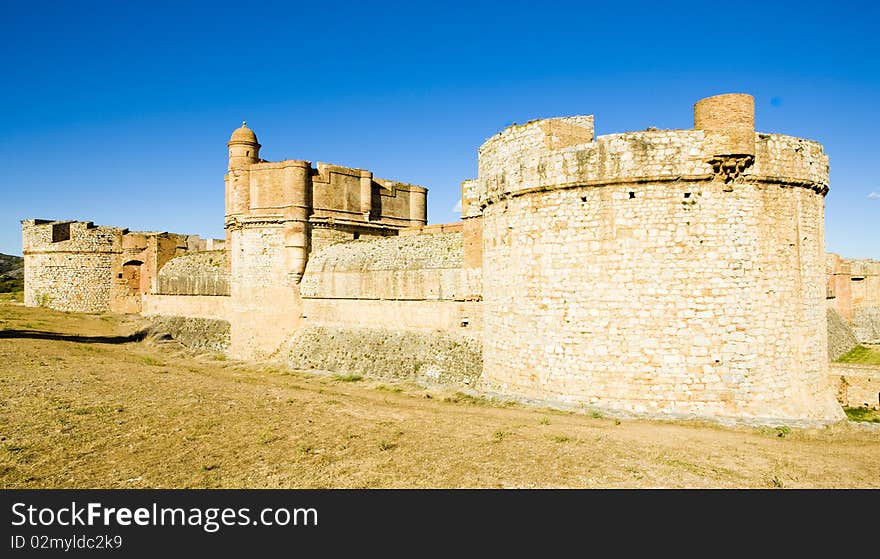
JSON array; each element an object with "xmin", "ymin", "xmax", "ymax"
[{"xmin": 229, "ymin": 121, "xmax": 259, "ymax": 145}]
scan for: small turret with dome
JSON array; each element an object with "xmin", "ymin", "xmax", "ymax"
[{"xmin": 227, "ymin": 121, "xmax": 260, "ymax": 170}]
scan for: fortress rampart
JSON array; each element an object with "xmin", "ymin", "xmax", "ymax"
[
  {"xmin": 24, "ymin": 93, "xmax": 877, "ymax": 423},
  {"xmin": 22, "ymin": 220, "xmax": 221, "ymax": 313},
  {"xmin": 468, "ymin": 93, "xmax": 840, "ymax": 422}
]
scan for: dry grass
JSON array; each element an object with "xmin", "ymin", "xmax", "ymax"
[{"xmin": 1, "ymin": 299, "xmax": 879, "ymax": 488}]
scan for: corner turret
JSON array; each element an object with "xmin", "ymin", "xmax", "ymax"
[{"xmin": 227, "ymin": 121, "xmax": 260, "ymax": 170}]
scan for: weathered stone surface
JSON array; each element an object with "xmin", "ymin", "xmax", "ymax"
[
  {"xmin": 827, "ymin": 306, "xmax": 859, "ymax": 361},
  {"xmin": 145, "ymin": 316, "xmax": 230, "ymax": 353},
  {"xmin": 281, "ymin": 325, "xmax": 482, "ymax": 387},
  {"xmin": 829, "ymin": 363, "xmax": 880, "ymax": 409},
  {"xmin": 827, "ymin": 254, "xmax": 880, "ymax": 343},
  {"xmin": 473, "ymin": 94, "xmax": 843, "ymax": 423},
  {"xmin": 157, "ymin": 250, "xmax": 229, "ymax": 296},
  {"xmin": 301, "ymin": 232, "xmax": 464, "ymax": 300},
  {"xmin": 22, "ymin": 219, "xmax": 222, "ymax": 313},
  {"xmin": 21, "ymin": 94, "xmax": 877, "ymax": 426}
]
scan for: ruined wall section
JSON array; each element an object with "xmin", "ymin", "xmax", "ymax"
[
  {"xmin": 827, "ymin": 254, "xmax": 880, "ymax": 343},
  {"xmin": 474, "ymin": 95, "xmax": 842, "ymax": 424},
  {"xmin": 829, "ymin": 363, "xmax": 880, "ymax": 409},
  {"xmin": 22, "ymin": 220, "xmax": 123, "ymax": 312}
]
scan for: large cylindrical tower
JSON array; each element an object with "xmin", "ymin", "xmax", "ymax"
[{"xmin": 474, "ymin": 95, "xmax": 843, "ymax": 424}]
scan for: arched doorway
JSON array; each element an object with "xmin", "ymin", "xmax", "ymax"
[{"xmin": 122, "ymin": 260, "xmax": 144, "ymax": 295}]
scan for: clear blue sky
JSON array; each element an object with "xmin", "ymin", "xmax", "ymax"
[{"xmin": 1, "ymin": 0, "xmax": 877, "ymax": 258}]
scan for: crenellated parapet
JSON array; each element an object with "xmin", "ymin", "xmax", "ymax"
[
  {"xmin": 222, "ymin": 122, "xmax": 429, "ymax": 359},
  {"xmin": 471, "ymin": 100, "xmax": 828, "ymax": 210}
]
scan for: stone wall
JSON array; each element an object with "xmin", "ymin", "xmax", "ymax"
[
  {"xmin": 301, "ymin": 232, "xmax": 465, "ymax": 300},
  {"xmin": 227, "ymin": 224, "xmax": 303, "ymax": 360},
  {"xmin": 829, "ymin": 363, "xmax": 880, "ymax": 409},
  {"xmin": 472, "ymin": 95, "xmax": 843, "ymax": 424},
  {"xmin": 22, "ymin": 219, "xmax": 219, "ymax": 314},
  {"xmin": 827, "ymin": 305, "xmax": 859, "ymax": 361},
  {"xmin": 281, "ymin": 325, "xmax": 482, "ymax": 387},
  {"xmin": 22, "ymin": 220, "xmax": 122, "ymax": 312},
  {"xmin": 156, "ymin": 250, "xmax": 229, "ymax": 296},
  {"xmin": 142, "ymin": 294, "xmax": 231, "ymax": 321},
  {"xmin": 827, "ymin": 254, "xmax": 880, "ymax": 343},
  {"xmin": 223, "ymin": 124, "xmax": 430, "ymax": 359},
  {"xmin": 301, "ymin": 299, "xmax": 481, "ymax": 334},
  {"xmin": 145, "ymin": 316, "xmax": 230, "ymax": 353}
]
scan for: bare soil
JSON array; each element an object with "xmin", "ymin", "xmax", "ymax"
[{"xmin": 1, "ymin": 297, "xmax": 878, "ymax": 488}]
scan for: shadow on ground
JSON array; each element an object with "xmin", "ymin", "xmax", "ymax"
[{"xmin": 0, "ymin": 329, "xmax": 145, "ymax": 344}]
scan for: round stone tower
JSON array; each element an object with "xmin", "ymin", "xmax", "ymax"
[
  {"xmin": 225, "ymin": 122, "xmax": 260, "ymax": 219},
  {"xmin": 473, "ymin": 94, "xmax": 843, "ymax": 424},
  {"xmin": 227, "ymin": 121, "xmax": 260, "ymax": 169}
]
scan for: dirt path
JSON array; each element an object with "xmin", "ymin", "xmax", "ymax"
[{"xmin": 1, "ymin": 300, "xmax": 878, "ymax": 488}]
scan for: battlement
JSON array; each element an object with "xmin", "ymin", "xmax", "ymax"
[
  {"xmin": 468, "ymin": 94, "xmax": 828, "ymax": 213},
  {"xmin": 22, "ymin": 219, "xmax": 124, "ymax": 254},
  {"xmin": 22, "ymin": 218, "xmax": 222, "ymax": 313}
]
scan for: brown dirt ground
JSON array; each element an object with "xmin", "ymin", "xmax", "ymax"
[{"xmin": 1, "ymin": 296, "xmax": 878, "ymax": 489}]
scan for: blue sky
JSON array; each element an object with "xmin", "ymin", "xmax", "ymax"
[{"xmin": 1, "ymin": 0, "xmax": 877, "ymax": 257}]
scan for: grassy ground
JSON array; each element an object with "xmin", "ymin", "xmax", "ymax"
[
  {"xmin": 844, "ymin": 407, "xmax": 880, "ymax": 423},
  {"xmin": 0, "ymin": 291, "xmax": 22, "ymax": 303},
  {"xmin": 836, "ymin": 344, "xmax": 880, "ymax": 366},
  {"xmin": 1, "ymin": 298, "xmax": 878, "ymax": 488}
]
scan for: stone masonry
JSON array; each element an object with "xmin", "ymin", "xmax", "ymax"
[
  {"xmin": 23, "ymin": 93, "xmax": 876, "ymax": 425},
  {"xmin": 22, "ymin": 219, "xmax": 222, "ymax": 314},
  {"xmin": 468, "ymin": 93, "xmax": 842, "ymax": 423}
]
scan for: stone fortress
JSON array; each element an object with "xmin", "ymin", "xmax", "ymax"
[{"xmin": 22, "ymin": 94, "xmax": 880, "ymax": 424}]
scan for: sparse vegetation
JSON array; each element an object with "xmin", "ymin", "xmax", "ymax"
[
  {"xmin": 0, "ymin": 291, "xmax": 23, "ymax": 303},
  {"xmin": 844, "ymin": 407, "xmax": 880, "ymax": 423},
  {"xmin": 835, "ymin": 345, "xmax": 880, "ymax": 366},
  {"xmin": 375, "ymin": 384, "xmax": 403, "ymax": 393},
  {"xmin": 1, "ymin": 299, "xmax": 879, "ymax": 489},
  {"xmin": 333, "ymin": 374, "xmax": 363, "ymax": 382}
]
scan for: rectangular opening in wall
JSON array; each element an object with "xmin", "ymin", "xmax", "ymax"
[
  {"xmin": 851, "ymin": 277, "xmax": 865, "ymax": 282},
  {"xmin": 628, "ymin": 191, "xmax": 635, "ymax": 199},
  {"xmin": 51, "ymin": 222, "xmax": 71, "ymax": 242},
  {"xmin": 684, "ymin": 192, "xmax": 691, "ymax": 198}
]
